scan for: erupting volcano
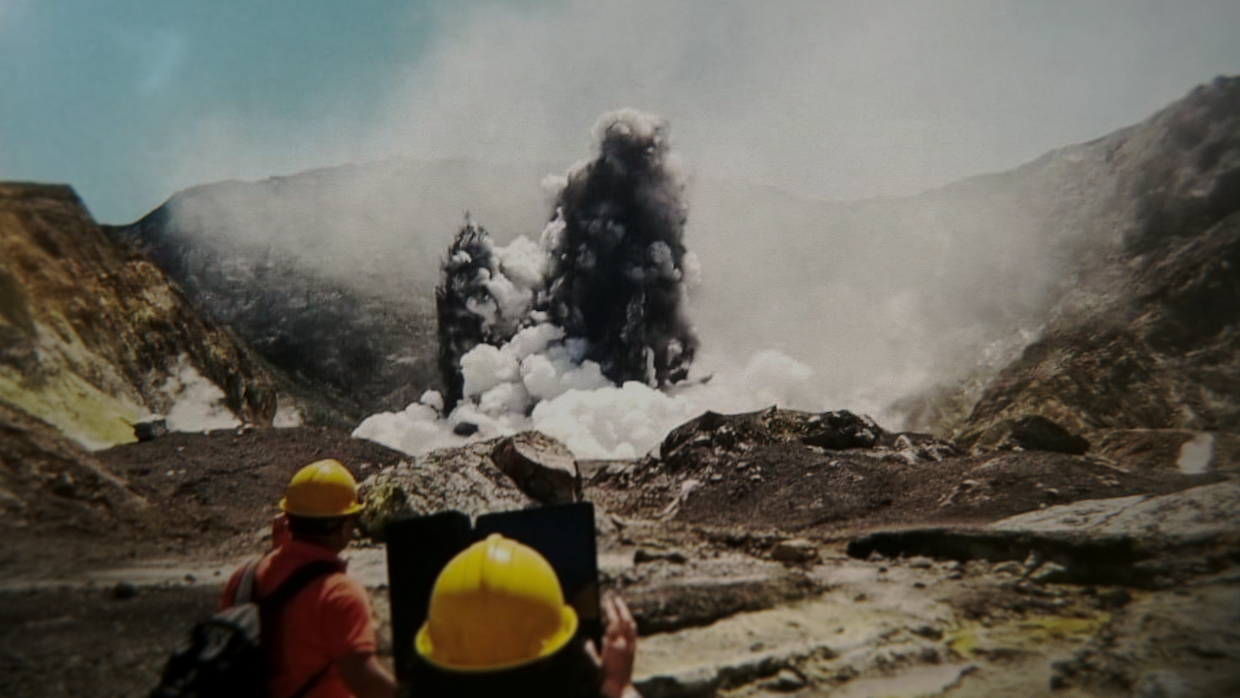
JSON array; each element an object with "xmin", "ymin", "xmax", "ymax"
[
  {"xmin": 352, "ymin": 110, "xmax": 789, "ymax": 460},
  {"xmin": 436, "ymin": 110, "xmax": 699, "ymax": 411}
]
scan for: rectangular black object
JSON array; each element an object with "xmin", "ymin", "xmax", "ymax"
[
  {"xmin": 384, "ymin": 502, "xmax": 599, "ymax": 682},
  {"xmin": 476, "ymin": 503, "xmax": 602, "ymax": 648},
  {"xmin": 383, "ymin": 511, "xmax": 473, "ymax": 681}
]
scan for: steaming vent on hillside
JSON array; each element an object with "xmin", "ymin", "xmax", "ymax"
[{"xmin": 355, "ymin": 111, "xmax": 820, "ymax": 459}]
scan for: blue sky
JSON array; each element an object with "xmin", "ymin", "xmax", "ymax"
[{"xmin": 1, "ymin": 0, "xmax": 1239, "ymax": 222}]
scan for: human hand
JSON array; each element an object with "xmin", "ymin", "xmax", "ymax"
[{"xmin": 585, "ymin": 594, "xmax": 639, "ymax": 698}]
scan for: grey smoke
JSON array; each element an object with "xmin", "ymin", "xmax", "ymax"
[
  {"xmin": 435, "ymin": 218, "xmax": 500, "ymax": 410},
  {"xmin": 542, "ymin": 111, "xmax": 697, "ymax": 388},
  {"xmin": 436, "ymin": 110, "xmax": 699, "ymax": 407}
]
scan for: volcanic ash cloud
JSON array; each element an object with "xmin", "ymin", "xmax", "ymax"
[{"xmin": 355, "ymin": 110, "xmax": 824, "ymax": 459}]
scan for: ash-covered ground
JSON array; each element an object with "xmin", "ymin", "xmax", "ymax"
[{"xmin": 3, "ymin": 410, "xmax": 1238, "ymax": 698}]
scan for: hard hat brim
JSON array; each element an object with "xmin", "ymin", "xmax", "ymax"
[
  {"xmin": 414, "ymin": 604, "xmax": 579, "ymax": 672},
  {"xmin": 278, "ymin": 497, "xmax": 365, "ymax": 517}
]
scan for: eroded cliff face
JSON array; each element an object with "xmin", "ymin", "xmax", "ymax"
[
  {"xmin": 954, "ymin": 77, "xmax": 1240, "ymax": 447},
  {"xmin": 0, "ymin": 183, "xmax": 278, "ymax": 447}
]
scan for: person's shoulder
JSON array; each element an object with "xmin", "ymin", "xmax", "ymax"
[
  {"xmin": 218, "ymin": 559, "xmax": 253, "ymax": 609},
  {"xmin": 320, "ymin": 570, "xmax": 367, "ymax": 599}
]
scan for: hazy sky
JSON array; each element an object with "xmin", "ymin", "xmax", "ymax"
[{"xmin": 1, "ymin": 0, "xmax": 1238, "ymax": 223}]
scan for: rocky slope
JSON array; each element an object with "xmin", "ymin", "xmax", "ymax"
[
  {"xmin": 953, "ymin": 76, "xmax": 1240, "ymax": 448},
  {"xmin": 105, "ymin": 160, "xmax": 556, "ymax": 414},
  {"xmin": 0, "ymin": 401, "xmax": 154, "ymax": 578},
  {"xmin": 0, "ymin": 183, "xmax": 280, "ymax": 448}
]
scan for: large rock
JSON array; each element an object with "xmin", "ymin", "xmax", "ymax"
[
  {"xmin": 491, "ymin": 431, "xmax": 581, "ymax": 505},
  {"xmin": 659, "ymin": 407, "xmax": 885, "ymax": 470},
  {"xmin": 848, "ymin": 481, "xmax": 1240, "ymax": 588},
  {"xmin": 358, "ymin": 438, "xmax": 535, "ymax": 539},
  {"xmin": 619, "ymin": 554, "xmax": 823, "ymax": 634},
  {"xmin": 988, "ymin": 480, "xmax": 1240, "ymax": 545}
]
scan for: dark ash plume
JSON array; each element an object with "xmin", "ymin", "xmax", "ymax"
[
  {"xmin": 435, "ymin": 109, "xmax": 699, "ymax": 408},
  {"xmin": 540, "ymin": 110, "xmax": 698, "ymax": 387},
  {"xmin": 435, "ymin": 217, "xmax": 509, "ymax": 409}
]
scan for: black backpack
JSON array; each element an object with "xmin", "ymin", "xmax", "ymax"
[{"xmin": 149, "ymin": 558, "xmax": 339, "ymax": 698}]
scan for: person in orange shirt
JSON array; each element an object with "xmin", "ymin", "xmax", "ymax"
[{"xmin": 221, "ymin": 459, "xmax": 397, "ymax": 698}]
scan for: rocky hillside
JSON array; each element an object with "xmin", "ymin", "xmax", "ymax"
[
  {"xmin": 0, "ymin": 183, "xmax": 279, "ymax": 447},
  {"xmin": 954, "ymin": 76, "xmax": 1240, "ymax": 447},
  {"xmin": 106, "ymin": 160, "xmax": 556, "ymax": 414},
  {"xmin": 109, "ymin": 78, "xmax": 1240, "ymax": 428}
]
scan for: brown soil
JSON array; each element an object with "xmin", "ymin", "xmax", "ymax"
[
  {"xmin": 95, "ymin": 426, "xmax": 411, "ymax": 555},
  {"xmin": 0, "ymin": 586, "xmax": 218, "ymax": 698},
  {"xmin": 2, "ymin": 424, "xmax": 409, "ymax": 580}
]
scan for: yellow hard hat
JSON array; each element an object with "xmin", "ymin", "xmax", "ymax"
[
  {"xmin": 279, "ymin": 459, "xmax": 364, "ymax": 517},
  {"xmin": 416, "ymin": 534, "xmax": 578, "ymax": 671}
]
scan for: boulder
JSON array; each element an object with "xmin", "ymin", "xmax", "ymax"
[
  {"xmin": 1009, "ymin": 416, "xmax": 1089, "ymax": 454},
  {"xmin": 659, "ymin": 407, "xmax": 883, "ymax": 469},
  {"xmin": 847, "ymin": 481, "xmax": 1240, "ymax": 587},
  {"xmin": 620, "ymin": 555, "xmax": 823, "ymax": 634},
  {"xmin": 491, "ymin": 431, "xmax": 581, "ymax": 505},
  {"xmin": 132, "ymin": 419, "xmax": 168, "ymax": 442},
  {"xmin": 988, "ymin": 480, "xmax": 1240, "ymax": 545},
  {"xmin": 770, "ymin": 538, "xmax": 819, "ymax": 563},
  {"xmin": 801, "ymin": 411, "xmax": 882, "ymax": 450},
  {"xmin": 358, "ymin": 438, "xmax": 534, "ymax": 539}
]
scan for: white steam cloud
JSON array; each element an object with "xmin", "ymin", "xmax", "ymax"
[
  {"xmin": 355, "ymin": 109, "xmax": 828, "ymax": 460},
  {"xmin": 354, "ymin": 347, "xmax": 822, "ymax": 460}
]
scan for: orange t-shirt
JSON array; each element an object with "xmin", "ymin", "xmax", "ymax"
[{"xmin": 221, "ymin": 541, "xmax": 378, "ymax": 698}]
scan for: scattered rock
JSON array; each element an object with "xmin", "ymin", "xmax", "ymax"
[
  {"xmin": 635, "ymin": 548, "xmax": 689, "ymax": 565},
  {"xmin": 1095, "ymin": 588, "xmax": 1133, "ymax": 610},
  {"xmin": 452, "ymin": 422, "xmax": 479, "ymax": 437},
  {"xmin": 1029, "ymin": 561, "xmax": 1070, "ymax": 583},
  {"xmin": 636, "ymin": 665, "xmax": 720, "ymax": 698},
  {"xmin": 801, "ymin": 411, "xmax": 883, "ymax": 450},
  {"xmin": 993, "ymin": 561, "xmax": 1023, "ymax": 576},
  {"xmin": 111, "ymin": 581, "xmax": 138, "ymax": 600},
  {"xmin": 491, "ymin": 431, "xmax": 581, "ymax": 505},
  {"xmin": 132, "ymin": 419, "xmax": 168, "ymax": 442},
  {"xmin": 1009, "ymin": 416, "xmax": 1090, "ymax": 454},
  {"xmin": 770, "ymin": 538, "xmax": 819, "ymax": 563},
  {"xmin": 1131, "ymin": 671, "xmax": 1203, "ymax": 698},
  {"xmin": 762, "ymin": 668, "xmax": 806, "ymax": 692}
]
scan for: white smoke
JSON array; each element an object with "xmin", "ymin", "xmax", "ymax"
[
  {"xmin": 351, "ymin": 110, "xmax": 826, "ymax": 460},
  {"xmin": 158, "ymin": 358, "xmax": 242, "ymax": 433},
  {"xmin": 353, "ymin": 345, "xmax": 823, "ymax": 460}
]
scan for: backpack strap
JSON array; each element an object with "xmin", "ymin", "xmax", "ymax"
[
  {"xmin": 259, "ymin": 560, "xmax": 342, "ymax": 698},
  {"xmin": 259, "ymin": 560, "xmax": 341, "ymax": 610},
  {"xmin": 233, "ymin": 557, "xmax": 261, "ymax": 605}
]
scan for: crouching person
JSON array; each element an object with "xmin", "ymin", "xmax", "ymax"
[
  {"xmin": 412, "ymin": 533, "xmax": 641, "ymax": 698},
  {"xmin": 221, "ymin": 459, "xmax": 397, "ymax": 698}
]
